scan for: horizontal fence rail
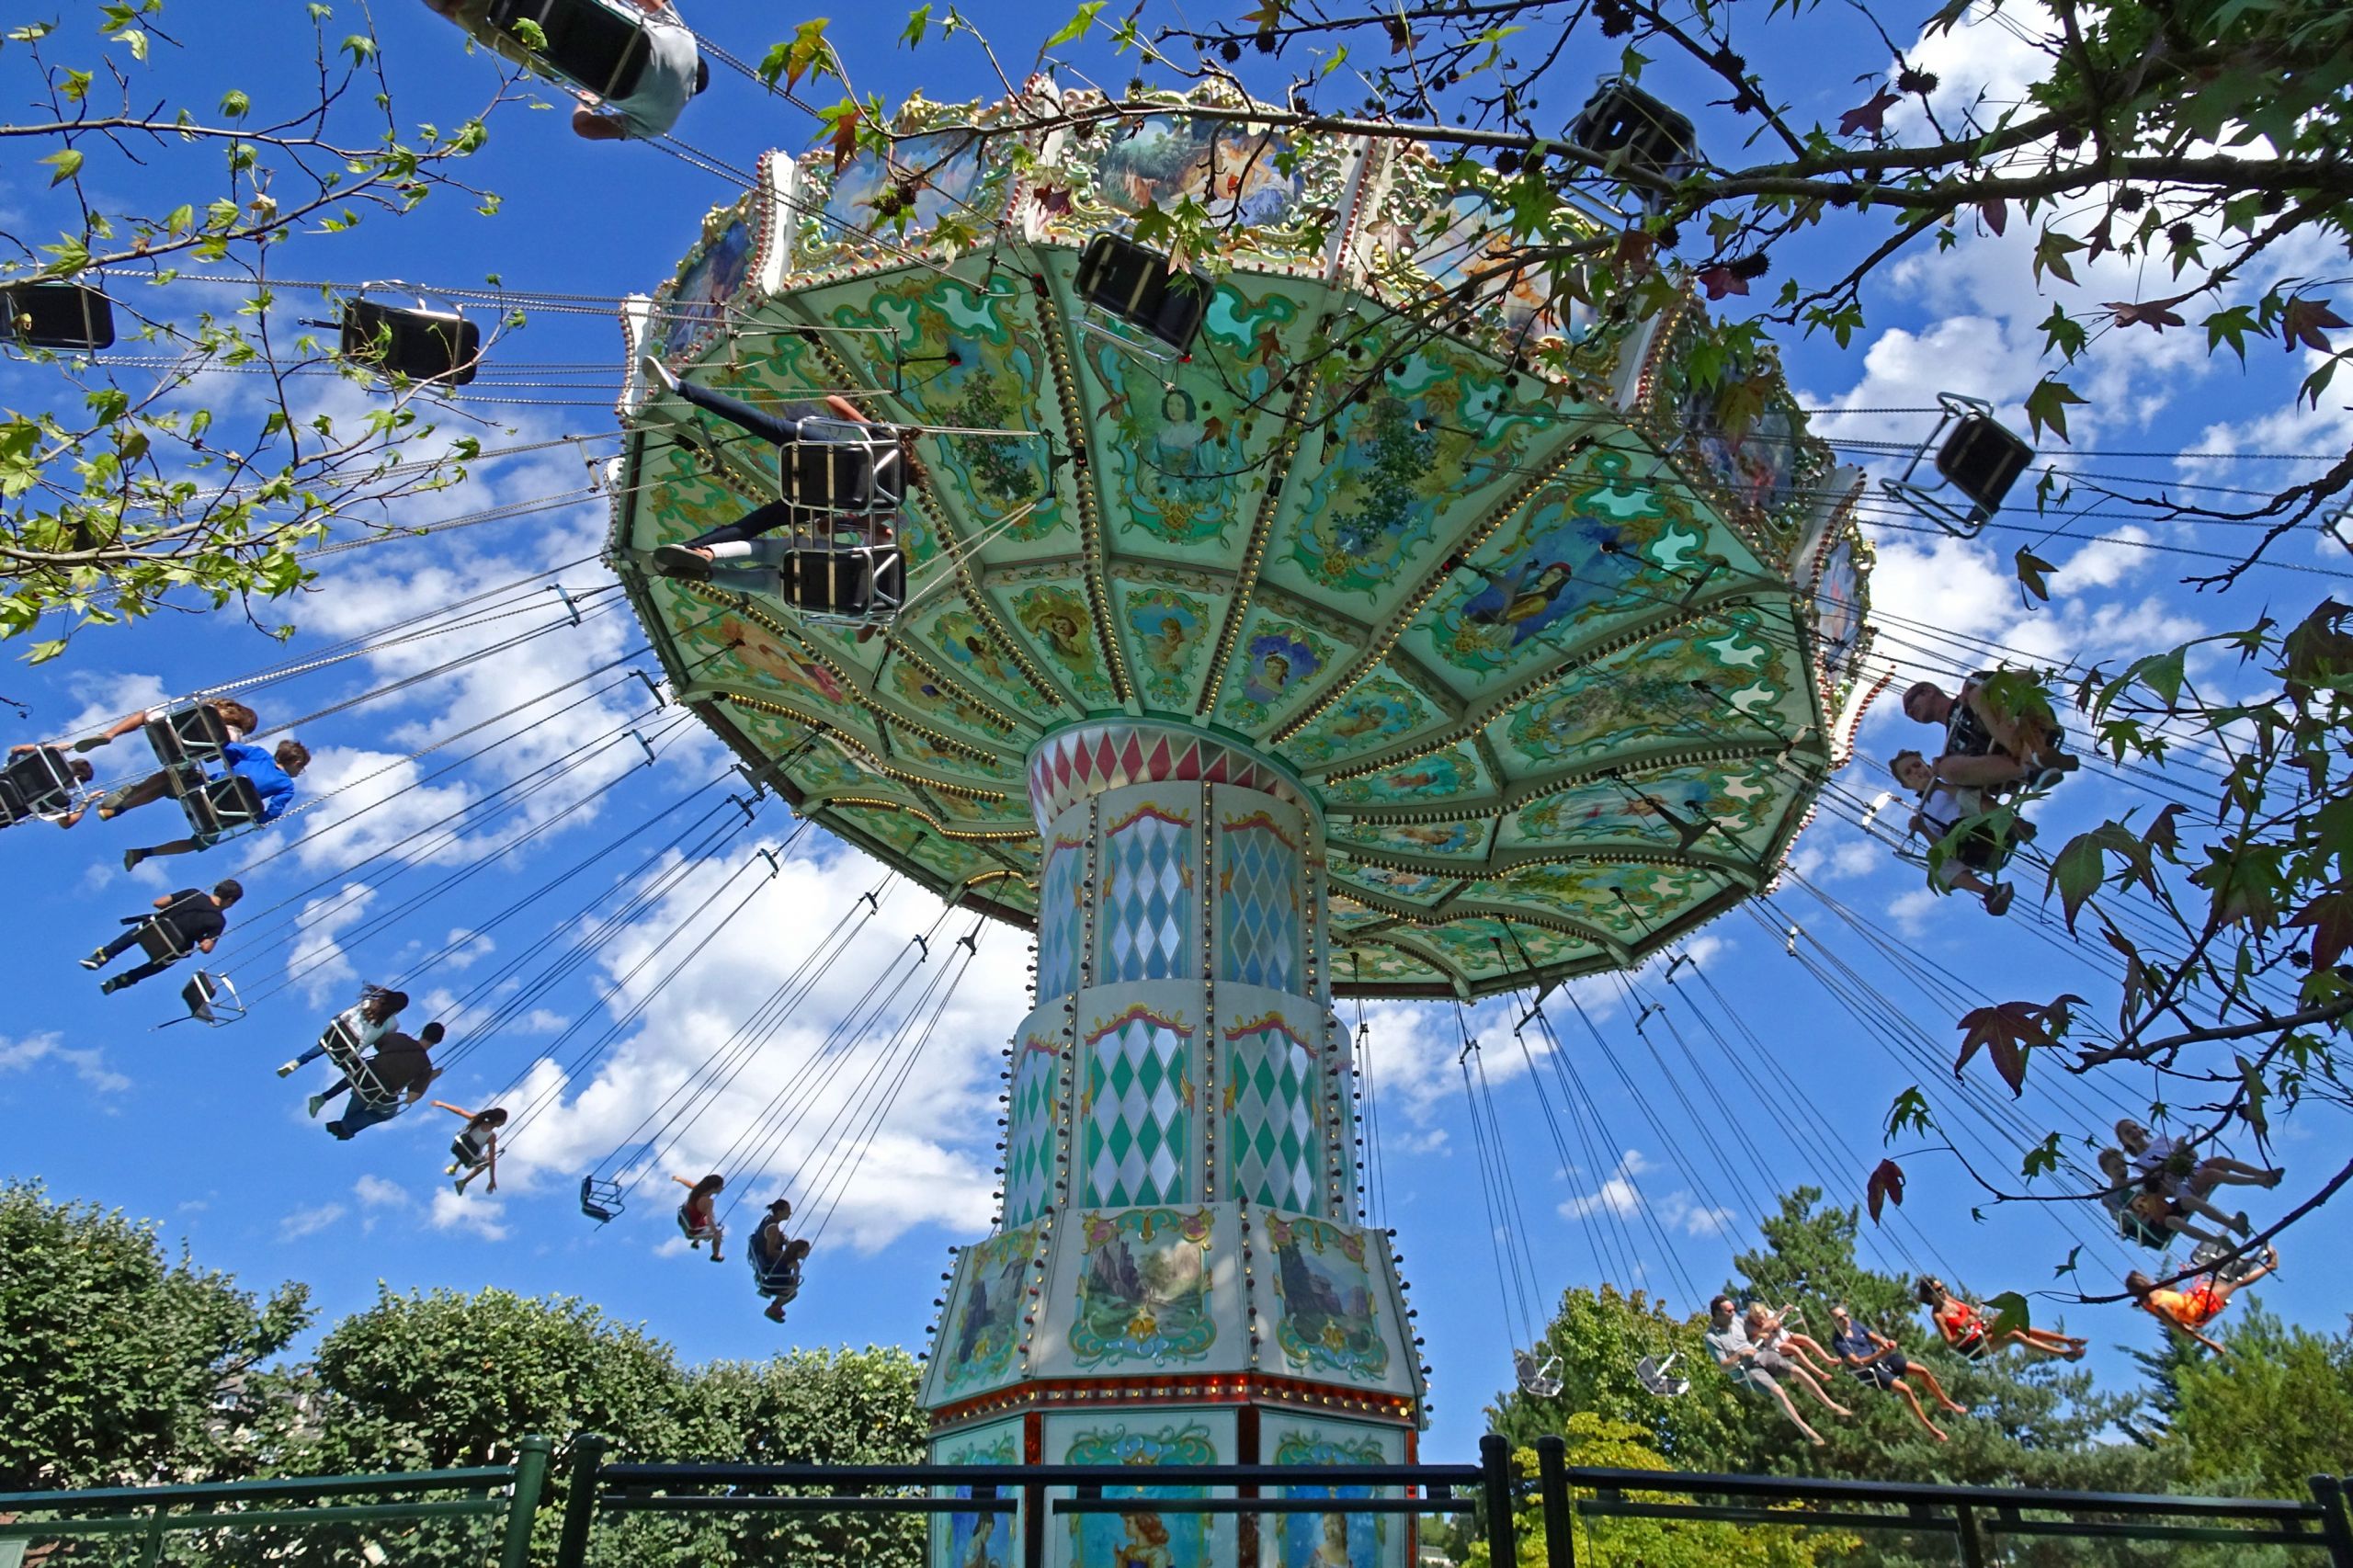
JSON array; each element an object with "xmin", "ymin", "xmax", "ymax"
[{"xmin": 2, "ymin": 1436, "xmax": 2347, "ymax": 1568}]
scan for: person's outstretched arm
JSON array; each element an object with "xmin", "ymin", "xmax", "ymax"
[{"xmin": 430, "ymin": 1100, "xmax": 472, "ymax": 1120}]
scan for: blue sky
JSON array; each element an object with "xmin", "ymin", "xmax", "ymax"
[{"xmin": 3, "ymin": 0, "xmax": 2349, "ymax": 1468}]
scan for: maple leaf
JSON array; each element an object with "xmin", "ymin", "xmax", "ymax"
[
  {"xmin": 1954, "ymin": 1001, "xmax": 2049, "ymax": 1094},
  {"xmin": 2282, "ymin": 295, "xmax": 2349, "ymax": 355},
  {"xmin": 1694, "ymin": 265, "xmax": 1748, "ymax": 301},
  {"xmin": 1866, "ymin": 1158, "xmax": 1905, "ymax": 1223},
  {"xmin": 1982, "ymin": 1290, "xmax": 2032, "ymax": 1339},
  {"xmin": 2023, "ymin": 377, "xmax": 2087, "ymax": 444},
  {"xmin": 1978, "ymin": 199, "xmax": 2006, "ymax": 237},
  {"xmin": 1838, "ymin": 87, "xmax": 1901, "ymax": 139},
  {"xmin": 2014, "ymin": 544, "xmax": 2056, "ymax": 603},
  {"xmin": 2107, "ymin": 299, "xmax": 2187, "ymax": 332},
  {"xmin": 2287, "ymin": 887, "xmax": 2353, "ymax": 972},
  {"xmin": 823, "ymin": 100, "xmax": 863, "ymax": 175}
]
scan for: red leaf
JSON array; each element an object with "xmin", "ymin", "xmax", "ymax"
[
  {"xmin": 2107, "ymin": 299, "xmax": 2187, "ymax": 332},
  {"xmin": 2288, "ymin": 888, "xmax": 2353, "ymax": 973},
  {"xmin": 2282, "ymin": 295, "xmax": 2349, "ymax": 355},
  {"xmin": 1839, "ymin": 87, "xmax": 1902, "ymax": 139},
  {"xmin": 1867, "ymin": 1158, "xmax": 1905, "ymax": 1223},
  {"xmin": 1955, "ymin": 1001, "xmax": 2049, "ymax": 1094},
  {"xmin": 1034, "ymin": 186, "xmax": 1073, "ymax": 218},
  {"xmin": 827, "ymin": 102, "xmax": 864, "ymax": 175},
  {"xmin": 1978, "ymin": 199, "xmax": 2006, "ymax": 237},
  {"xmin": 1694, "ymin": 265, "xmax": 1748, "ymax": 301}
]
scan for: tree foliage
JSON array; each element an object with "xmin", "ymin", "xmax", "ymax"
[
  {"xmin": 2, "ymin": 1, "xmax": 528, "ymax": 656},
  {"xmin": 2155, "ymin": 1303, "xmax": 2353, "ymax": 1498},
  {"xmin": 0, "ymin": 1178, "xmax": 312, "ymax": 1490}
]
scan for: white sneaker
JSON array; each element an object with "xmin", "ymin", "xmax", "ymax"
[
  {"xmin": 306, "ymin": 1093, "xmax": 327, "ymax": 1119},
  {"xmin": 277, "ymin": 1060, "xmax": 301, "ymax": 1078}
]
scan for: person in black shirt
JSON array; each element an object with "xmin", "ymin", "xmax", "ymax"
[
  {"xmin": 1827, "ymin": 1302, "xmax": 1968, "ymax": 1440},
  {"xmin": 1900, "ymin": 674, "xmax": 2074, "ymax": 791},
  {"xmin": 83, "ymin": 880, "xmax": 242, "ymax": 994},
  {"xmin": 322, "ymin": 1020, "xmax": 444, "ymax": 1140}
]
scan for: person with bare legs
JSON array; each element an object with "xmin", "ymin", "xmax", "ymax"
[
  {"xmin": 2125, "ymin": 1248, "xmax": 2279, "ymax": 1356},
  {"xmin": 1915, "ymin": 1277, "xmax": 2087, "ymax": 1359},
  {"xmin": 1704, "ymin": 1295, "xmax": 1851, "ymax": 1447},
  {"xmin": 1827, "ymin": 1303, "xmax": 1967, "ymax": 1441},
  {"xmin": 675, "ymin": 1173, "xmax": 726, "ymax": 1261}
]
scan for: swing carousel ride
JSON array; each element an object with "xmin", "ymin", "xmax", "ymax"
[{"xmin": 606, "ymin": 84, "xmax": 1873, "ymax": 1561}]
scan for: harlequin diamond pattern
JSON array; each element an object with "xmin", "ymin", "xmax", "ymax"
[
  {"xmin": 1038, "ymin": 841, "xmax": 1085, "ymax": 997},
  {"xmin": 1085, "ymin": 1019, "xmax": 1189, "ymax": 1207},
  {"xmin": 1026, "ymin": 723, "xmax": 1306, "ymax": 826},
  {"xmin": 1099, "ymin": 812, "xmax": 1193, "ymax": 983},
  {"xmin": 1228, "ymin": 1031, "xmax": 1315, "ymax": 1211},
  {"xmin": 1220, "ymin": 824, "xmax": 1300, "ymax": 992},
  {"xmin": 1003, "ymin": 1042, "xmax": 1062, "ymax": 1228}
]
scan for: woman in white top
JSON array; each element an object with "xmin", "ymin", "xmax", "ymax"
[{"xmin": 277, "ymin": 986, "xmax": 408, "ymax": 1079}]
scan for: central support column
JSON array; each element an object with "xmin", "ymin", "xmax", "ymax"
[{"xmin": 922, "ymin": 722, "xmax": 1424, "ymax": 1568}]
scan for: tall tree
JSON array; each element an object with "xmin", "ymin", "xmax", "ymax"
[
  {"xmin": 2159, "ymin": 1302, "xmax": 2353, "ymax": 1498},
  {"xmin": 0, "ymin": 1178, "xmax": 311, "ymax": 1489}
]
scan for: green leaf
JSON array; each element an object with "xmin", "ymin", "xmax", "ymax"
[
  {"xmin": 40, "ymin": 148, "xmax": 84, "ymax": 187},
  {"xmin": 1043, "ymin": 0, "xmax": 1106, "ymax": 48},
  {"xmin": 900, "ymin": 3, "xmax": 931, "ymax": 46},
  {"xmin": 2023, "ymin": 377, "xmax": 2087, "ymax": 444}
]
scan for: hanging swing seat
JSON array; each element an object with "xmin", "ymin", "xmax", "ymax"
[
  {"xmin": 340, "ymin": 300, "xmax": 482, "ymax": 386},
  {"xmin": 1568, "ymin": 80, "xmax": 1701, "ymax": 215},
  {"xmin": 1, "ymin": 281, "xmax": 115, "ymax": 351},
  {"xmin": 1074, "ymin": 233, "xmax": 1213, "ymax": 356},
  {"xmin": 170, "ymin": 772, "xmax": 269, "ymax": 843},
  {"xmin": 1881, "ymin": 392, "xmax": 2035, "ymax": 539},
  {"xmin": 482, "ymin": 0, "xmax": 654, "ymax": 102},
  {"xmin": 129, "ymin": 918, "xmax": 193, "ymax": 966},
  {"xmin": 317, "ymin": 1016, "xmax": 406, "ymax": 1112},
  {"xmin": 776, "ymin": 540, "xmax": 905, "ymax": 625},
  {"xmin": 1513, "ymin": 1350, "xmax": 1563, "ymax": 1399},
  {"xmin": 779, "ymin": 418, "xmax": 907, "ymax": 517},
  {"xmin": 143, "ymin": 703, "xmax": 234, "ymax": 770},
  {"xmin": 179, "ymin": 970, "xmax": 245, "ymax": 1027},
  {"xmin": 2188, "ymin": 1238, "xmax": 2264, "ymax": 1284},
  {"xmin": 0, "ymin": 745, "xmax": 82, "ymax": 827},
  {"xmin": 750, "ymin": 1246, "xmax": 803, "ymax": 1304},
  {"xmin": 1636, "ymin": 1353, "xmax": 1690, "ymax": 1398},
  {"xmin": 580, "ymin": 1176, "xmax": 624, "ymax": 1223}
]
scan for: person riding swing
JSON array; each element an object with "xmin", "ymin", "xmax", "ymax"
[
  {"xmin": 747, "ymin": 1199, "xmax": 807, "ymax": 1322},
  {"xmin": 675, "ymin": 1173, "xmax": 726, "ymax": 1261},
  {"xmin": 435, "ymin": 1101, "xmax": 510, "ymax": 1194}
]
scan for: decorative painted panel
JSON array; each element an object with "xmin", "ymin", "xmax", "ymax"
[
  {"xmin": 1070, "ymin": 1207, "xmax": 1216, "ymax": 1368},
  {"xmin": 1264, "ymin": 1212, "xmax": 1391, "ymax": 1382},
  {"xmin": 938, "ymin": 1220, "xmax": 1044, "ymax": 1398},
  {"xmin": 1081, "ymin": 1003, "xmax": 1196, "ymax": 1208},
  {"xmin": 931, "ymin": 1417, "xmax": 1022, "ymax": 1568},
  {"xmin": 1097, "ymin": 800, "xmax": 1198, "ymax": 985},
  {"xmin": 1217, "ymin": 806, "xmax": 1303, "ymax": 993},
  {"xmin": 1263, "ymin": 1417, "xmax": 1408, "ymax": 1568},
  {"xmin": 1224, "ymin": 1013, "xmax": 1319, "ymax": 1212},
  {"xmin": 1004, "ymin": 1027, "xmax": 1065, "ymax": 1230},
  {"xmin": 1052, "ymin": 1415, "xmax": 1233, "ymax": 1568}
]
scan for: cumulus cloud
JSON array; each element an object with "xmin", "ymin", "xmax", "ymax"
[
  {"xmin": 286, "ymin": 882, "xmax": 379, "ymax": 1005},
  {"xmin": 0, "ymin": 1032, "xmax": 131, "ymax": 1095},
  {"xmin": 1561, "ymin": 1149, "xmax": 1653, "ymax": 1221},
  {"xmin": 279, "ymin": 1201, "xmax": 347, "ymax": 1241},
  {"xmin": 430, "ymin": 1188, "xmax": 510, "ymax": 1242}
]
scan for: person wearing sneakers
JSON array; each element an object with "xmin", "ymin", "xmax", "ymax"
[
  {"xmin": 119, "ymin": 738, "xmax": 310, "ymax": 869},
  {"xmin": 638, "ymin": 356, "xmax": 920, "ymax": 596},
  {"xmin": 674, "ymin": 1172, "xmax": 727, "ymax": 1261},
  {"xmin": 83, "ymin": 881, "xmax": 241, "ymax": 993},
  {"xmin": 317, "ymin": 1022, "xmax": 443, "ymax": 1139},
  {"xmin": 1891, "ymin": 749, "xmax": 2018, "ymax": 916},
  {"xmin": 278, "ymin": 986, "xmax": 408, "ymax": 1086},
  {"xmin": 434, "ymin": 1101, "xmax": 508, "ymax": 1194}
]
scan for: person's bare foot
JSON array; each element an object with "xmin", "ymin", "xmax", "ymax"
[
  {"xmin": 1929, "ymin": 1427, "xmax": 1949, "ymax": 1443},
  {"xmin": 1939, "ymin": 1400, "xmax": 1967, "ymax": 1415},
  {"xmin": 1827, "ymin": 1403, "xmax": 1853, "ymax": 1418}
]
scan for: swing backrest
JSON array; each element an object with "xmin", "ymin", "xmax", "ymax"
[
  {"xmin": 580, "ymin": 1176, "xmax": 624, "ymax": 1223},
  {"xmin": 144, "ymin": 703, "xmax": 233, "ymax": 770},
  {"xmin": 180, "ymin": 970, "xmax": 244, "ymax": 1027},
  {"xmin": 483, "ymin": 0, "xmax": 651, "ymax": 101},
  {"xmin": 340, "ymin": 301, "xmax": 482, "ymax": 386},
  {"xmin": 780, "ymin": 421, "xmax": 904, "ymax": 515},
  {"xmin": 319, "ymin": 1014, "xmax": 404, "ymax": 1108},
  {"xmin": 134, "ymin": 919, "xmax": 192, "ymax": 963},
  {"xmin": 2, "ymin": 282, "xmax": 115, "ymax": 351},
  {"xmin": 1635, "ymin": 1354, "xmax": 1690, "ymax": 1398},
  {"xmin": 776, "ymin": 543, "xmax": 904, "ymax": 623},
  {"xmin": 1074, "ymin": 233, "xmax": 1212, "ymax": 354},
  {"xmin": 180, "ymin": 773, "xmax": 268, "ymax": 838},
  {"xmin": 0, "ymin": 745, "xmax": 77, "ymax": 824}
]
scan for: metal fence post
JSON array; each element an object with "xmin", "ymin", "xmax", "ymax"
[
  {"xmin": 2312, "ymin": 1475, "xmax": 2353, "ymax": 1568},
  {"xmin": 499, "ymin": 1436, "xmax": 553, "ymax": 1568},
  {"xmin": 1022, "ymin": 1476, "xmax": 1047, "ymax": 1568},
  {"xmin": 1534, "ymin": 1435, "xmax": 1574, "ymax": 1568},
  {"xmin": 552, "ymin": 1434, "xmax": 609, "ymax": 1568},
  {"xmin": 1480, "ymin": 1435, "xmax": 1519, "ymax": 1568},
  {"xmin": 1953, "ymin": 1500, "xmax": 1990, "ymax": 1568}
]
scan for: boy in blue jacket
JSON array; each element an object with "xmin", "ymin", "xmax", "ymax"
[{"xmin": 108, "ymin": 738, "xmax": 311, "ymax": 867}]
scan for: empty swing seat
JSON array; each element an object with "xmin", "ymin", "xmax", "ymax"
[
  {"xmin": 0, "ymin": 745, "xmax": 81, "ymax": 826},
  {"xmin": 143, "ymin": 703, "xmax": 234, "ymax": 770},
  {"xmin": 580, "ymin": 1176, "xmax": 624, "ymax": 1222},
  {"xmin": 340, "ymin": 300, "xmax": 482, "ymax": 386},
  {"xmin": 2, "ymin": 282, "xmax": 116, "ymax": 351},
  {"xmin": 1933, "ymin": 412, "xmax": 2033, "ymax": 517},
  {"xmin": 781, "ymin": 419, "xmax": 905, "ymax": 517},
  {"xmin": 180, "ymin": 971, "xmax": 245, "ymax": 1027},
  {"xmin": 1635, "ymin": 1354, "xmax": 1689, "ymax": 1397},
  {"xmin": 1074, "ymin": 233, "xmax": 1213, "ymax": 353},
  {"xmin": 483, "ymin": 0, "xmax": 651, "ymax": 99},
  {"xmin": 1569, "ymin": 81, "xmax": 1700, "ymax": 212},
  {"xmin": 1514, "ymin": 1351, "xmax": 1563, "ymax": 1399},
  {"xmin": 176, "ymin": 773, "xmax": 268, "ymax": 840}
]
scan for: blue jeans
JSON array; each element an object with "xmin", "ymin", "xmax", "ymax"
[{"xmin": 326, "ymin": 1099, "xmax": 399, "ymax": 1140}]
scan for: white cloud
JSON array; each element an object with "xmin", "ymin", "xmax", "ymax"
[
  {"xmin": 286, "ymin": 882, "xmax": 379, "ymax": 1005},
  {"xmin": 0, "ymin": 1032, "xmax": 131, "ymax": 1095},
  {"xmin": 1560, "ymin": 1149, "xmax": 1653, "ymax": 1221},
  {"xmin": 354, "ymin": 1174, "xmax": 411, "ymax": 1209},
  {"xmin": 430, "ymin": 1188, "xmax": 510, "ymax": 1242},
  {"xmin": 278, "ymin": 1201, "xmax": 347, "ymax": 1241}
]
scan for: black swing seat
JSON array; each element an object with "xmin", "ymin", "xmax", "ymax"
[
  {"xmin": 1569, "ymin": 81, "xmax": 1701, "ymax": 213},
  {"xmin": 180, "ymin": 971, "xmax": 245, "ymax": 1027},
  {"xmin": 175, "ymin": 773, "xmax": 268, "ymax": 840},
  {"xmin": 780, "ymin": 419, "xmax": 905, "ymax": 517},
  {"xmin": 0, "ymin": 745, "xmax": 81, "ymax": 826},
  {"xmin": 749, "ymin": 1246, "xmax": 802, "ymax": 1301},
  {"xmin": 340, "ymin": 300, "xmax": 481, "ymax": 386},
  {"xmin": 1074, "ymin": 233, "xmax": 1213, "ymax": 354},
  {"xmin": 318, "ymin": 1016, "xmax": 406, "ymax": 1111},
  {"xmin": 1881, "ymin": 392, "xmax": 2035, "ymax": 538},
  {"xmin": 580, "ymin": 1176, "xmax": 624, "ymax": 1223},
  {"xmin": 133, "ymin": 919, "xmax": 194, "ymax": 965},
  {"xmin": 775, "ymin": 541, "xmax": 904, "ymax": 624},
  {"xmin": 2, "ymin": 281, "xmax": 116, "ymax": 351},
  {"xmin": 144, "ymin": 703, "xmax": 233, "ymax": 770},
  {"xmin": 483, "ymin": 0, "xmax": 652, "ymax": 101}
]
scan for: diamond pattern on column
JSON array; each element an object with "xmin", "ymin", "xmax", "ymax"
[
  {"xmin": 1225, "ymin": 1017, "xmax": 1317, "ymax": 1211},
  {"xmin": 1038, "ymin": 837, "xmax": 1086, "ymax": 997},
  {"xmin": 1084, "ymin": 1006, "xmax": 1193, "ymax": 1207},
  {"xmin": 1098, "ymin": 805, "xmax": 1195, "ymax": 983},
  {"xmin": 1003, "ymin": 1036, "xmax": 1063, "ymax": 1228},
  {"xmin": 1218, "ymin": 817, "xmax": 1302, "ymax": 992}
]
